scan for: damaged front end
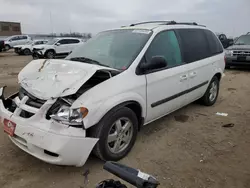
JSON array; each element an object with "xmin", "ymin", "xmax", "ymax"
[
  {"xmin": 0, "ymin": 58, "xmax": 122, "ymax": 166},
  {"xmin": 4, "ymin": 68, "xmax": 119, "ymax": 129}
]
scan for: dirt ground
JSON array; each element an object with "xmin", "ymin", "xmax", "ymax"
[{"xmin": 0, "ymin": 51, "xmax": 250, "ymax": 188}]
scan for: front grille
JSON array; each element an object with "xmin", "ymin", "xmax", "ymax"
[
  {"xmin": 19, "ymin": 87, "xmax": 46, "ymax": 108},
  {"xmin": 233, "ymin": 50, "xmax": 250, "ymax": 57},
  {"xmin": 6, "ymin": 87, "xmax": 47, "ymax": 119}
]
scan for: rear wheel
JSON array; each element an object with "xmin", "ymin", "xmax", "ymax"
[
  {"xmin": 90, "ymin": 107, "xmax": 138, "ymax": 161},
  {"xmin": 200, "ymin": 76, "xmax": 220, "ymax": 106},
  {"xmin": 23, "ymin": 48, "xmax": 31, "ymax": 55},
  {"xmin": 45, "ymin": 50, "xmax": 55, "ymax": 59}
]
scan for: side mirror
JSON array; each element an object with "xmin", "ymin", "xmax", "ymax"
[
  {"xmin": 56, "ymin": 43, "xmax": 61, "ymax": 46},
  {"xmin": 140, "ymin": 56, "xmax": 167, "ymax": 73}
]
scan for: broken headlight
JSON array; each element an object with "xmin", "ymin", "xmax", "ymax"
[{"xmin": 50, "ymin": 105, "xmax": 88, "ymax": 127}]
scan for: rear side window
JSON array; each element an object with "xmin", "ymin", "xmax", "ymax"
[
  {"xmin": 176, "ymin": 29, "xmax": 210, "ymax": 63},
  {"xmin": 21, "ymin": 36, "xmax": 28, "ymax": 40},
  {"xmin": 57, "ymin": 39, "xmax": 68, "ymax": 45},
  {"xmin": 68, "ymin": 39, "xmax": 80, "ymax": 44},
  {"xmin": 35, "ymin": 41, "xmax": 43, "ymax": 45},
  {"xmin": 204, "ymin": 30, "xmax": 223, "ymax": 55},
  {"xmin": 145, "ymin": 30, "xmax": 182, "ymax": 68}
]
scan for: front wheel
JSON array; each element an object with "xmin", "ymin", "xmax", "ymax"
[
  {"xmin": 45, "ymin": 50, "xmax": 55, "ymax": 59},
  {"xmin": 200, "ymin": 76, "xmax": 220, "ymax": 106},
  {"xmin": 90, "ymin": 107, "xmax": 138, "ymax": 161}
]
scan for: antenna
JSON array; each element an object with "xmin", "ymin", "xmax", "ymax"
[{"xmin": 49, "ymin": 11, "xmax": 54, "ymax": 35}]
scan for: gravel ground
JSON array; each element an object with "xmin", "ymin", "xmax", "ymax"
[{"xmin": 0, "ymin": 51, "xmax": 250, "ymax": 188}]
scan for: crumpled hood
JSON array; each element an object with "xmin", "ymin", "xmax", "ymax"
[
  {"xmin": 227, "ymin": 45, "xmax": 250, "ymax": 50},
  {"xmin": 18, "ymin": 59, "xmax": 115, "ymax": 100}
]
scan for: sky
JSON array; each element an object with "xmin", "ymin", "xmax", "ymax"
[{"xmin": 0, "ymin": 0, "xmax": 249, "ymax": 37}]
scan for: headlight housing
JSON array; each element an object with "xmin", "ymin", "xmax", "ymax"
[
  {"xmin": 50, "ymin": 105, "xmax": 88, "ymax": 127},
  {"xmin": 225, "ymin": 50, "xmax": 233, "ymax": 56}
]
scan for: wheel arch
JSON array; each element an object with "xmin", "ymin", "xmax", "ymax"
[
  {"xmin": 23, "ymin": 48, "xmax": 31, "ymax": 54},
  {"xmin": 45, "ymin": 48, "xmax": 56, "ymax": 55},
  {"xmin": 214, "ymin": 72, "xmax": 222, "ymax": 81},
  {"xmin": 86, "ymin": 100, "xmax": 145, "ymax": 135}
]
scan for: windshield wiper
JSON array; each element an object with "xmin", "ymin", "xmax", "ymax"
[{"xmin": 69, "ymin": 57, "xmax": 111, "ymax": 68}]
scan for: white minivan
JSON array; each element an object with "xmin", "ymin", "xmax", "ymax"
[{"xmin": 0, "ymin": 21, "xmax": 225, "ymax": 166}]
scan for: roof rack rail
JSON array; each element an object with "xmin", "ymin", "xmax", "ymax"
[
  {"xmin": 130, "ymin": 21, "xmax": 171, "ymax": 26},
  {"xmin": 166, "ymin": 21, "xmax": 206, "ymax": 27},
  {"xmin": 129, "ymin": 20, "xmax": 206, "ymax": 27}
]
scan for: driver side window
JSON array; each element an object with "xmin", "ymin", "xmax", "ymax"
[
  {"xmin": 11, "ymin": 36, "xmax": 19, "ymax": 41},
  {"xmin": 145, "ymin": 31, "xmax": 182, "ymax": 68}
]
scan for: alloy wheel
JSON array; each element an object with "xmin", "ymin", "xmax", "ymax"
[{"xmin": 107, "ymin": 117, "xmax": 134, "ymax": 154}]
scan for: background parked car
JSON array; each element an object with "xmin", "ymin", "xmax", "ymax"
[
  {"xmin": 0, "ymin": 40, "xmax": 4, "ymax": 52},
  {"xmin": 4, "ymin": 35, "xmax": 31, "ymax": 51},
  {"xmin": 32, "ymin": 37, "xmax": 84, "ymax": 59},
  {"xmin": 217, "ymin": 33, "xmax": 234, "ymax": 49},
  {"xmin": 14, "ymin": 40, "xmax": 48, "ymax": 55},
  {"xmin": 225, "ymin": 34, "xmax": 250, "ymax": 68}
]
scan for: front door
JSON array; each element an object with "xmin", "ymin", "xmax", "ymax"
[
  {"xmin": 144, "ymin": 30, "xmax": 189, "ymax": 122},
  {"xmin": 10, "ymin": 36, "xmax": 20, "ymax": 47},
  {"xmin": 55, "ymin": 39, "xmax": 71, "ymax": 54}
]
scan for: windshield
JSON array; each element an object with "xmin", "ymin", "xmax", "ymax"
[
  {"xmin": 66, "ymin": 29, "xmax": 152, "ymax": 70},
  {"xmin": 234, "ymin": 35, "xmax": 250, "ymax": 45},
  {"xmin": 46, "ymin": 38, "xmax": 58, "ymax": 45}
]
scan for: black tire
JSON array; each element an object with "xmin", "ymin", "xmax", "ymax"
[
  {"xmin": 23, "ymin": 48, "xmax": 31, "ymax": 55},
  {"xmin": 200, "ymin": 76, "xmax": 220, "ymax": 106},
  {"xmin": 4, "ymin": 45, "xmax": 10, "ymax": 51},
  {"xmin": 90, "ymin": 107, "xmax": 138, "ymax": 161},
  {"xmin": 45, "ymin": 50, "xmax": 55, "ymax": 59}
]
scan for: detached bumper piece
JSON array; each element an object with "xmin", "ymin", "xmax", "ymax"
[{"xmin": 0, "ymin": 86, "xmax": 98, "ymax": 166}]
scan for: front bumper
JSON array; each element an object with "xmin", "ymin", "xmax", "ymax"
[
  {"xmin": 0, "ymin": 87, "xmax": 98, "ymax": 167},
  {"xmin": 225, "ymin": 56, "xmax": 250, "ymax": 67},
  {"xmin": 32, "ymin": 50, "xmax": 45, "ymax": 59}
]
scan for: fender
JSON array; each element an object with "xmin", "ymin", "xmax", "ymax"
[{"xmin": 77, "ymin": 92, "xmax": 146, "ymax": 129}]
